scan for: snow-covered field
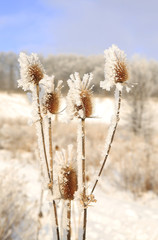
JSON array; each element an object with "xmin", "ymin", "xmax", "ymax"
[{"xmin": 1, "ymin": 92, "xmax": 158, "ymax": 240}]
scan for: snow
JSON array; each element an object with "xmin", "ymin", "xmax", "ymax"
[
  {"xmin": 1, "ymin": 153, "xmax": 158, "ymax": 240},
  {"xmin": 0, "ymin": 93, "xmax": 31, "ymax": 120},
  {"xmin": 87, "ymin": 184, "xmax": 158, "ymax": 240}
]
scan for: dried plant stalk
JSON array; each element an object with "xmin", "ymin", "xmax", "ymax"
[
  {"xmin": 48, "ymin": 117, "xmax": 53, "ymax": 190},
  {"xmin": 81, "ymin": 118, "xmax": 87, "ymax": 240},
  {"xmin": 36, "ymin": 84, "xmax": 60, "ymax": 240},
  {"xmin": 36, "ymin": 84, "xmax": 50, "ymax": 179},
  {"xmin": 91, "ymin": 89, "xmax": 122, "ymax": 194},
  {"xmin": 67, "ymin": 200, "xmax": 71, "ymax": 240},
  {"xmin": 36, "ymin": 188, "xmax": 43, "ymax": 240}
]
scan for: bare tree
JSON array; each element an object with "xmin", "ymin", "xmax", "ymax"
[{"xmin": 128, "ymin": 56, "xmax": 153, "ymax": 137}]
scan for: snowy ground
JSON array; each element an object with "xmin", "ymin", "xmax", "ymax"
[{"xmin": 1, "ymin": 93, "xmax": 158, "ymax": 240}]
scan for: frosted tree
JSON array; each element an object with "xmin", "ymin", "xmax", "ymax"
[{"xmin": 129, "ymin": 56, "xmax": 152, "ymax": 137}]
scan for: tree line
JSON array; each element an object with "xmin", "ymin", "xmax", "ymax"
[{"xmin": 0, "ymin": 52, "xmax": 158, "ymax": 97}]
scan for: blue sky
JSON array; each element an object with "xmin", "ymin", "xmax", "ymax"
[{"xmin": 0, "ymin": 0, "xmax": 158, "ymax": 59}]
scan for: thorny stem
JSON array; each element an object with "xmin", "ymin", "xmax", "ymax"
[
  {"xmin": 81, "ymin": 118, "xmax": 87, "ymax": 240},
  {"xmin": 67, "ymin": 200, "xmax": 71, "ymax": 240},
  {"xmin": 36, "ymin": 84, "xmax": 60, "ymax": 240},
  {"xmin": 36, "ymin": 188, "xmax": 43, "ymax": 240},
  {"xmin": 91, "ymin": 89, "xmax": 122, "ymax": 195}
]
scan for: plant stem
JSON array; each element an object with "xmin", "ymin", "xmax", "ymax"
[
  {"xmin": 81, "ymin": 118, "xmax": 87, "ymax": 240},
  {"xmin": 36, "ymin": 84, "xmax": 50, "ymax": 180},
  {"xmin": 53, "ymin": 200, "xmax": 60, "ymax": 240},
  {"xmin": 48, "ymin": 117, "xmax": 53, "ymax": 191},
  {"xmin": 48, "ymin": 117, "xmax": 60, "ymax": 240},
  {"xmin": 67, "ymin": 200, "xmax": 71, "ymax": 240},
  {"xmin": 91, "ymin": 89, "xmax": 122, "ymax": 195},
  {"xmin": 36, "ymin": 84, "xmax": 60, "ymax": 240},
  {"xmin": 36, "ymin": 188, "xmax": 43, "ymax": 240}
]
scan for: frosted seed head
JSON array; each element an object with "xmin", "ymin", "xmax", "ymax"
[
  {"xmin": 67, "ymin": 72, "xmax": 93, "ymax": 119},
  {"xmin": 59, "ymin": 165, "xmax": 78, "ymax": 200},
  {"xmin": 28, "ymin": 64, "xmax": 44, "ymax": 84},
  {"xmin": 18, "ymin": 52, "xmax": 45, "ymax": 91},
  {"xmin": 100, "ymin": 45, "xmax": 129, "ymax": 91},
  {"xmin": 115, "ymin": 60, "xmax": 128, "ymax": 83},
  {"xmin": 43, "ymin": 92, "xmax": 60, "ymax": 114},
  {"xmin": 42, "ymin": 79, "xmax": 63, "ymax": 115},
  {"xmin": 80, "ymin": 89, "xmax": 92, "ymax": 118}
]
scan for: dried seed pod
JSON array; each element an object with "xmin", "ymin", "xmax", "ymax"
[
  {"xmin": 100, "ymin": 45, "xmax": 129, "ymax": 91},
  {"xmin": 18, "ymin": 53, "xmax": 45, "ymax": 91},
  {"xmin": 114, "ymin": 61, "xmax": 128, "ymax": 83},
  {"xmin": 28, "ymin": 64, "xmax": 44, "ymax": 84},
  {"xmin": 55, "ymin": 145, "xmax": 60, "ymax": 151},
  {"xmin": 44, "ymin": 92, "xmax": 60, "ymax": 114},
  {"xmin": 42, "ymin": 78, "xmax": 63, "ymax": 115},
  {"xmin": 59, "ymin": 165, "xmax": 78, "ymax": 200},
  {"xmin": 80, "ymin": 89, "xmax": 92, "ymax": 118},
  {"xmin": 67, "ymin": 72, "xmax": 94, "ymax": 119}
]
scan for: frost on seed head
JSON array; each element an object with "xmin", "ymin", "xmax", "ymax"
[
  {"xmin": 100, "ymin": 45, "xmax": 129, "ymax": 91},
  {"xmin": 57, "ymin": 145, "xmax": 78, "ymax": 200},
  {"xmin": 59, "ymin": 165, "xmax": 78, "ymax": 200},
  {"xmin": 18, "ymin": 52, "xmax": 45, "ymax": 91},
  {"xmin": 42, "ymin": 75, "xmax": 63, "ymax": 115},
  {"xmin": 67, "ymin": 72, "xmax": 93, "ymax": 119}
]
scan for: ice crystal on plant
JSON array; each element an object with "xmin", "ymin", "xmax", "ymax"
[
  {"xmin": 18, "ymin": 52, "xmax": 45, "ymax": 91},
  {"xmin": 56, "ymin": 145, "xmax": 78, "ymax": 200},
  {"xmin": 67, "ymin": 72, "xmax": 93, "ymax": 119},
  {"xmin": 42, "ymin": 75, "xmax": 63, "ymax": 115},
  {"xmin": 100, "ymin": 45, "xmax": 128, "ymax": 91}
]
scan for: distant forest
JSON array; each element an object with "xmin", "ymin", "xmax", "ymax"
[{"xmin": 0, "ymin": 52, "xmax": 158, "ymax": 97}]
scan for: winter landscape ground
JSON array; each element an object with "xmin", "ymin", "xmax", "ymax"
[{"xmin": 1, "ymin": 92, "xmax": 158, "ymax": 240}]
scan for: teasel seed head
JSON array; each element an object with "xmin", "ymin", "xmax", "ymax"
[
  {"xmin": 44, "ymin": 92, "xmax": 60, "ymax": 114},
  {"xmin": 42, "ymin": 78, "xmax": 63, "ymax": 115},
  {"xmin": 100, "ymin": 45, "xmax": 129, "ymax": 91},
  {"xmin": 114, "ymin": 60, "xmax": 128, "ymax": 84},
  {"xmin": 28, "ymin": 64, "xmax": 44, "ymax": 84},
  {"xmin": 55, "ymin": 145, "xmax": 60, "ymax": 151},
  {"xmin": 59, "ymin": 165, "xmax": 78, "ymax": 200},
  {"xmin": 18, "ymin": 52, "xmax": 45, "ymax": 91},
  {"xmin": 67, "ymin": 72, "xmax": 94, "ymax": 119},
  {"xmin": 76, "ymin": 89, "xmax": 93, "ymax": 118}
]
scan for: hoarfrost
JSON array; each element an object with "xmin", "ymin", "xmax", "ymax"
[
  {"xmin": 102, "ymin": 88, "xmax": 122, "ymax": 159},
  {"xmin": 77, "ymin": 120, "xmax": 83, "ymax": 196},
  {"xmin": 18, "ymin": 52, "xmax": 45, "ymax": 91},
  {"xmin": 35, "ymin": 121, "xmax": 49, "ymax": 189},
  {"xmin": 67, "ymin": 72, "xmax": 93, "ymax": 119},
  {"xmin": 100, "ymin": 44, "xmax": 128, "ymax": 91}
]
